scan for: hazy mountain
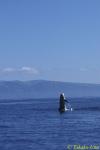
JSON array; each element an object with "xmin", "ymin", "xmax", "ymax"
[{"xmin": 0, "ymin": 80, "xmax": 100, "ymax": 99}]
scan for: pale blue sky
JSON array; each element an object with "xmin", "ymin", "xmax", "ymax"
[{"xmin": 0, "ymin": 0, "xmax": 100, "ymax": 83}]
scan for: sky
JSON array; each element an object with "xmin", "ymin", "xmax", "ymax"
[{"xmin": 0, "ymin": 0, "xmax": 100, "ymax": 83}]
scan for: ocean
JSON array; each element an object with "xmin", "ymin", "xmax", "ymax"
[{"xmin": 0, "ymin": 98, "xmax": 100, "ymax": 150}]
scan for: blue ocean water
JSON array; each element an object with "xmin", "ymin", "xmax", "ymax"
[{"xmin": 0, "ymin": 98, "xmax": 100, "ymax": 150}]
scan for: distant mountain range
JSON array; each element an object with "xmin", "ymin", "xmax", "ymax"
[{"xmin": 0, "ymin": 80, "xmax": 100, "ymax": 99}]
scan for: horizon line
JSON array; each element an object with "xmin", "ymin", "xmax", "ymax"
[{"xmin": 0, "ymin": 79, "xmax": 100, "ymax": 85}]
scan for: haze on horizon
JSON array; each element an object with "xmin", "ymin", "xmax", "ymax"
[{"xmin": 0, "ymin": 0, "xmax": 100, "ymax": 84}]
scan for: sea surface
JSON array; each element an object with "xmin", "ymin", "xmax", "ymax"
[{"xmin": 0, "ymin": 98, "xmax": 100, "ymax": 150}]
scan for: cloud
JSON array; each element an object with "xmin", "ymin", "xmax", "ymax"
[
  {"xmin": 20, "ymin": 67, "xmax": 39, "ymax": 74},
  {"xmin": 1, "ymin": 67, "xmax": 39, "ymax": 75}
]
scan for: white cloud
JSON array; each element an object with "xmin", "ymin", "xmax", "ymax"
[
  {"xmin": 20, "ymin": 67, "xmax": 39, "ymax": 74},
  {"xmin": 1, "ymin": 67, "xmax": 39, "ymax": 75}
]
